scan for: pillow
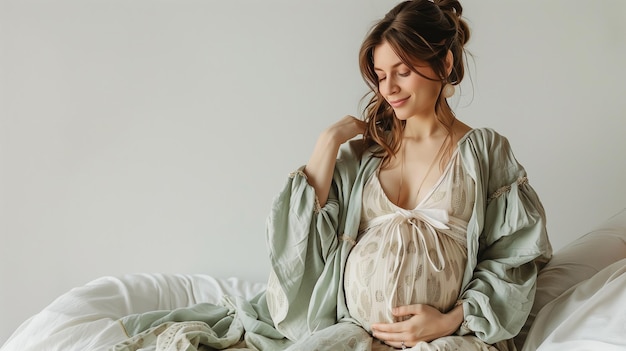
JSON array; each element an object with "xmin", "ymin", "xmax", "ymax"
[{"xmin": 514, "ymin": 208, "xmax": 626, "ymax": 349}]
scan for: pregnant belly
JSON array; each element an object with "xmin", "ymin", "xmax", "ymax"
[{"xmin": 343, "ymin": 230, "xmax": 465, "ymax": 332}]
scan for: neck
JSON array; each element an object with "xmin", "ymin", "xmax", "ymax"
[{"xmin": 402, "ymin": 113, "xmax": 444, "ymax": 141}]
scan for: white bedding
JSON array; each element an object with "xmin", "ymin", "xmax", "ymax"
[
  {"xmin": 522, "ymin": 259, "xmax": 626, "ymax": 351},
  {"xmin": 2, "ymin": 266, "xmax": 626, "ymax": 351},
  {"xmin": 2, "ymin": 209, "xmax": 626, "ymax": 351},
  {"xmin": 0, "ymin": 274, "xmax": 265, "ymax": 351},
  {"xmin": 3, "ymin": 267, "xmax": 625, "ymax": 351}
]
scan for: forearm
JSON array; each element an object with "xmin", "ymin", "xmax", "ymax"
[
  {"xmin": 303, "ymin": 131, "xmax": 341, "ymax": 207},
  {"xmin": 444, "ymin": 303, "xmax": 464, "ymax": 336}
]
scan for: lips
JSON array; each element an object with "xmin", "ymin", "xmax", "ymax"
[{"xmin": 388, "ymin": 97, "xmax": 409, "ymax": 108}]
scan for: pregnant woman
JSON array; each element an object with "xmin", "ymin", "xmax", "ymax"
[
  {"xmin": 266, "ymin": 0, "xmax": 551, "ymax": 350},
  {"xmin": 96, "ymin": 1, "xmax": 551, "ymax": 350}
]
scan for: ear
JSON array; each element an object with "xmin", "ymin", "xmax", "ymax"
[{"xmin": 445, "ymin": 50, "xmax": 454, "ymax": 78}]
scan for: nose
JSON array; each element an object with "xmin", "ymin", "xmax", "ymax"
[{"xmin": 380, "ymin": 76, "xmax": 399, "ymax": 96}]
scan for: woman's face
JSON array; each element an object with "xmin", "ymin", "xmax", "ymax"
[{"xmin": 372, "ymin": 41, "xmax": 441, "ymax": 121}]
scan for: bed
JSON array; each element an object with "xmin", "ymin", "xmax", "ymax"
[{"xmin": 2, "ymin": 209, "xmax": 625, "ymax": 351}]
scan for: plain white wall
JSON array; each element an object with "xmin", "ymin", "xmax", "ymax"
[{"xmin": 1, "ymin": 0, "xmax": 625, "ymax": 345}]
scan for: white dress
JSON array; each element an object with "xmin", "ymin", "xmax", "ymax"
[{"xmin": 344, "ymin": 149, "xmax": 475, "ymax": 332}]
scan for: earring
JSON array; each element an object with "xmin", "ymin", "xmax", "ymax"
[{"xmin": 442, "ymin": 83, "xmax": 455, "ymax": 98}]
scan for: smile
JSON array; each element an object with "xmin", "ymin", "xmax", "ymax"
[{"xmin": 388, "ymin": 97, "xmax": 409, "ymax": 108}]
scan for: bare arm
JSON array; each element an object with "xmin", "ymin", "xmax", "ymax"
[{"xmin": 303, "ymin": 116, "xmax": 367, "ymax": 207}]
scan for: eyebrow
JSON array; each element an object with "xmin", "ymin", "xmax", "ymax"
[{"xmin": 374, "ymin": 61, "xmax": 404, "ymax": 72}]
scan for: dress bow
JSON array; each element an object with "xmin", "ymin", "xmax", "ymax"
[{"xmin": 364, "ymin": 208, "xmax": 450, "ymax": 272}]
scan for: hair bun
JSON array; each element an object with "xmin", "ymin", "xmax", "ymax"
[
  {"xmin": 434, "ymin": 0, "xmax": 470, "ymax": 46},
  {"xmin": 433, "ymin": 0, "xmax": 462, "ymax": 16}
]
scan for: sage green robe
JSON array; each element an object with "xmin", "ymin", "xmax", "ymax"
[{"xmin": 114, "ymin": 128, "xmax": 551, "ymax": 351}]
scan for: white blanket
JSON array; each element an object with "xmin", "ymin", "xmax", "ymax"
[
  {"xmin": 0, "ymin": 274, "xmax": 265, "ymax": 351},
  {"xmin": 3, "ymin": 264, "xmax": 626, "ymax": 351},
  {"xmin": 522, "ymin": 258, "xmax": 626, "ymax": 351}
]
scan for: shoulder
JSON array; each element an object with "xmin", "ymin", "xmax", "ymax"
[
  {"xmin": 338, "ymin": 139, "xmax": 382, "ymax": 163},
  {"xmin": 335, "ymin": 139, "xmax": 382, "ymax": 177},
  {"xmin": 458, "ymin": 127, "xmax": 512, "ymax": 152},
  {"xmin": 458, "ymin": 128, "xmax": 527, "ymax": 181}
]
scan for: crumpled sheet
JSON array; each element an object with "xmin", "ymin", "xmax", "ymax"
[{"xmin": 522, "ymin": 258, "xmax": 626, "ymax": 351}]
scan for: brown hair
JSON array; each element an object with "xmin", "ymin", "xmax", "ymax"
[{"xmin": 359, "ymin": 0, "xmax": 470, "ymax": 165}]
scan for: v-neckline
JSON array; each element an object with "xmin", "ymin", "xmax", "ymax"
[{"xmin": 375, "ymin": 147, "xmax": 460, "ymax": 211}]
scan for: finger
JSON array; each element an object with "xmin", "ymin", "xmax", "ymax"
[
  {"xmin": 393, "ymin": 304, "xmax": 426, "ymax": 317},
  {"xmin": 392, "ymin": 305, "xmax": 416, "ymax": 317},
  {"xmin": 382, "ymin": 340, "xmax": 407, "ymax": 349},
  {"xmin": 371, "ymin": 324, "xmax": 414, "ymax": 343},
  {"xmin": 338, "ymin": 116, "xmax": 366, "ymax": 136},
  {"xmin": 371, "ymin": 318, "xmax": 413, "ymax": 333},
  {"xmin": 342, "ymin": 115, "xmax": 360, "ymax": 124},
  {"xmin": 352, "ymin": 118, "xmax": 367, "ymax": 132},
  {"xmin": 370, "ymin": 322, "xmax": 395, "ymax": 334},
  {"xmin": 344, "ymin": 114, "xmax": 366, "ymax": 124},
  {"xmin": 372, "ymin": 329, "xmax": 403, "ymax": 343}
]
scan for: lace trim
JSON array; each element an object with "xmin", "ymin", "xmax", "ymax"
[
  {"xmin": 340, "ymin": 234, "xmax": 356, "ymax": 246},
  {"xmin": 488, "ymin": 176, "xmax": 528, "ymax": 202},
  {"xmin": 314, "ymin": 196, "xmax": 321, "ymax": 214},
  {"xmin": 288, "ymin": 169, "xmax": 307, "ymax": 179},
  {"xmin": 288, "ymin": 168, "xmax": 321, "ymax": 214}
]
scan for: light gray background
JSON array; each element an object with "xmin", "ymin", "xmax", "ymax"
[{"xmin": 1, "ymin": 0, "xmax": 625, "ymax": 345}]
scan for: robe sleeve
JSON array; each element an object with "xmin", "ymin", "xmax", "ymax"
[
  {"xmin": 458, "ymin": 129, "xmax": 552, "ymax": 344},
  {"xmin": 264, "ymin": 140, "xmax": 364, "ymax": 341}
]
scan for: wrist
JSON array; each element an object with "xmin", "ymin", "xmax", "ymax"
[
  {"xmin": 320, "ymin": 127, "xmax": 344, "ymax": 147},
  {"xmin": 313, "ymin": 131, "xmax": 341, "ymax": 159},
  {"xmin": 443, "ymin": 304, "xmax": 464, "ymax": 335}
]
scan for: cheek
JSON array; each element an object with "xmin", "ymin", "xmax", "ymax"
[
  {"xmin": 403, "ymin": 80, "xmax": 426, "ymax": 96},
  {"xmin": 410, "ymin": 77, "xmax": 440, "ymax": 96},
  {"xmin": 376, "ymin": 84, "xmax": 385, "ymax": 96}
]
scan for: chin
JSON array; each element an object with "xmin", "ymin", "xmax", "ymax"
[
  {"xmin": 393, "ymin": 117, "xmax": 409, "ymax": 123},
  {"xmin": 392, "ymin": 111, "xmax": 411, "ymax": 121}
]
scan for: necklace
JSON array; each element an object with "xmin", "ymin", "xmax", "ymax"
[{"xmin": 396, "ymin": 133, "xmax": 450, "ymax": 207}]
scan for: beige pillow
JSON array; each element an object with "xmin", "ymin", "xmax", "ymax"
[{"xmin": 514, "ymin": 208, "xmax": 626, "ymax": 349}]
